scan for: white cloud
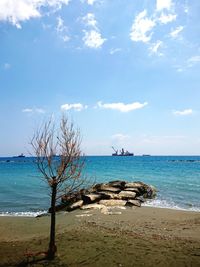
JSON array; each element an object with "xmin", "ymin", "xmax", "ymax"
[
  {"xmin": 22, "ymin": 107, "xmax": 45, "ymax": 114},
  {"xmin": 82, "ymin": 13, "xmax": 97, "ymax": 29},
  {"xmin": 158, "ymin": 13, "xmax": 176, "ymax": 24},
  {"xmin": 61, "ymin": 103, "xmax": 88, "ymax": 111},
  {"xmin": 87, "ymin": 0, "xmax": 97, "ymax": 5},
  {"xmin": 0, "ymin": 0, "xmax": 70, "ymax": 28},
  {"xmin": 97, "ymin": 101, "xmax": 148, "ymax": 112},
  {"xmin": 56, "ymin": 16, "xmax": 70, "ymax": 42},
  {"xmin": 83, "ymin": 30, "xmax": 106, "ymax": 48},
  {"xmin": 81, "ymin": 0, "xmax": 98, "ymax": 5},
  {"xmin": 156, "ymin": 0, "xmax": 172, "ymax": 11},
  {"xmin": 81, "ymin": 13, "xmax": 106, "ymax": 49},
  {"xmin": 149, "ymin": 40, "xmax": 163, "ymax": 56},
  {"xmin": 130, "ymin": 10, "xmax": 155, "ymax": 43},
  {"xmin": 170, "ymin": 26, "xmax": 184, "ymax": 38},
  {"xmin": 173, "ymin": 109, "xmax": 193, "ymax": 116}
]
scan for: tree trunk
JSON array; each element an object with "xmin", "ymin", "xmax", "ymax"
[{"xmin": 47, "ymin": 179, "xmax": 57, "ymax": 260}]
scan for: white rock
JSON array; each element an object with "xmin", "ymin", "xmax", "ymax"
[
  {"xmin": 81, "ymin": 203, "xmax": 105, "ymax": 210},
  {"xmin": 118, "ymin": 191, "xmax": 136, "ymax": 199},
  {"xmin": 69, "ymin": 200, "xmax": 84, "ymax": 210},
  {"xmin": 99, "ymin": 199, "xmax": 127, "ymax": 206}
]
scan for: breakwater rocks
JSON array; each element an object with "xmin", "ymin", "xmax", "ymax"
[{"xmin": 52, "ymin": 181, "xmax": 157, "ymax": 214}]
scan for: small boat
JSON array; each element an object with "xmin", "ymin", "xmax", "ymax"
[
  {"xmin": 112, "ymin": 147, "xmax": 134, "ymax": 156},
  {"xmin": 142, "ymin": 154, "xmax": 151, "ymax": 157},
  {"xmin": 13, "ymin": 153, "xmax": 25, "ymax": 158}
]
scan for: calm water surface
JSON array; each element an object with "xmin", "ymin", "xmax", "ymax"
[{"xmin": 0, "ymin": 156, "xmax": 199, "ymax": 216}]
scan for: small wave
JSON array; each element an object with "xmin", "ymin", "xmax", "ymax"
[
  {"xmin": 144, "ymin": 199, "xmax": 200, "ymax": 212},
  {"xmin": 0, "ymin": 210, "xmax": 47, "ymax": 217},
  {"xmin": 168, "ymin": 159, "xmax": 200, "ymax": 163}
]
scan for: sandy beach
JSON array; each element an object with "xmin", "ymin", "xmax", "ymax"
[{"xmin": 0, "ymin": 206, "xmax": 199, "ymax": 267}]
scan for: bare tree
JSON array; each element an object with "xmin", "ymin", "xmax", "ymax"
[{"xmin": 31, "ymin": 115, "xmax": 85, "ymax": 260}]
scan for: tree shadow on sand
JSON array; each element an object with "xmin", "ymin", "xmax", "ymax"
[{"xmin": 16, "ymin": 256, "xmax": 69, "ymax": 267}]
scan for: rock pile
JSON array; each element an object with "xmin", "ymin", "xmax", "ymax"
[{"xmin": 53, "ymin": 180, "xmax": 157, "ymax": 213}]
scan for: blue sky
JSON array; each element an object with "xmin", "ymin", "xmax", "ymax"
[{"xmin": 0, "ymin": 0, "xmax": 200, "ymax": 156}]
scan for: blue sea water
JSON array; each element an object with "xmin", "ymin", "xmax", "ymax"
[{"xmin": 0, "ymin": 156, "xmax": 200, "ymax": 216}]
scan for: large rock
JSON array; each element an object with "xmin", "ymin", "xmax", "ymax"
[
  {"xmin": 68, "ymin": 200, "xmax": 84, "ymax": 211},
  {"xmin": 126, "ymin": 199, "xmax": 141, "ymax": 207},
  {"xmin": 98, "ymin": 191, "xmax": 122, "ymax": 200},
  {"xmin": 108, "ymin": 180, "xmax": 126, "ymax": 189},
  {"xmin": 124, "ymin": 187, "xmax": 140, "ymax": 194},
  {"xmin": 82, "ymin": 193, "xmax": 101, "ymax": 204},
  {"xmin": 93, "ymin": 184, "xmax": 121, "ymax": 193},
  {"xmin": 118, "ymin": 190, "xmax": 136, "ymax": 199},
  {"xmin": 99, "ymin": 199, "xmax": 127, "ymax": 206},
  {"xmin": 125, "ymin": 182, "xmax": 145, "ymax": 188},
  {"xmin": 143, "ymin": 185, "xmax": 157, "ymax": 199}
]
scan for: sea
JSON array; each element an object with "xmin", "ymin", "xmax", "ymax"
[{"xmin": 0, "ymin": 156, "xmax": 200, "ymax": 217}]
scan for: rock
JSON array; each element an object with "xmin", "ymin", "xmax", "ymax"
[
  {"xmin": 118, "ymin": 191, "xmax": 136, "ymax": 199},
  {"xmin": 55, "ymin": 180, "xmax": 157, "ymax": 213},
  {"xmin": 82, "ymin": 194, "xmax": 101, "ymax": 204},
  {"xmin": 135, "ymin": 196, "xmax": 145, "ymax": 203},
  {"xmin": 36, "ymin": 212, "xmax": 49, "ymax": 218},
  {"xmin": 49, "ymin": 203, "xmax": 67, "ymax": 212},
  {"xmin": 92, "ymin": 183, "xmax": 121, "ymax": 193},
  {"xmin": 124, "ymin": 187, "xmax": 140, "ymax": 194},
  {"xmin": 108, "ymin": 180, "xmax": 126, "ymax": 189},
  {"xmin": 61, "ymin": 191, "xmax": 82, "ymax": 204},
  {"xmin": 143, "ymin": 185, "xmax": 157, "ymax": 199},
  {"xmin": 126, "ymin": 199, "xmax": 141, "ymax": 207},
  {"xmin": 68, "ymin": 200, "xmax": 84, "ymax": 210},
  {"xmin": 99, "ymin": 199, "xmax": 127, "ymax": 206},
  {"xmin": 81, "ymin": 203, "xmax": 105, "ymax": 210},
  {"xmin": 98, "ymin": 191, "xmax": 122, "ymax": 200},
  {"xmin": 125, "ymin": 182, "xmax": 145, "ymax": 188}
]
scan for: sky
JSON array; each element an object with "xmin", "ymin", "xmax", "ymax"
[{"xmin": 0, "ymin": 0, "xmax": 200, "ymax": 156}]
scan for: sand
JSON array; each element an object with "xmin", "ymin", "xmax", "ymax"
[{"xmin": 0, "ymin": 207, "xmax": 199, "ymax": 267}]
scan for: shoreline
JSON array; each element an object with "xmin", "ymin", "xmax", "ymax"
[
  {"xmin": 0, "ymin": 206, "xmax": 200, "ymax": 266},
  {"xmin": 0, "ymin": 202, "xmax": 199, "ymax": 218}
]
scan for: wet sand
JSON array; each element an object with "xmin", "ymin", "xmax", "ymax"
[{"xmin": 0, "ymin": 207, "xmax": 199, "ymax": 266}]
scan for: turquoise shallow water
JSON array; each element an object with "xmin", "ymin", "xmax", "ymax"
[{"xmin": 0, "ymin": 156, "xmax": 200, "ymax": 216}]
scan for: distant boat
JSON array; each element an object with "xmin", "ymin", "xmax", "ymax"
[
  {"xmin": 13, "ymin": 153, "xmax": 25, "ymax": 158},
  {"xmin": 112, "ymin": 147, "xmax": 134, "ymax": 156},
  {"xmin": 142, "ymin": 154, "xmax": 151, "ymax": 157}
]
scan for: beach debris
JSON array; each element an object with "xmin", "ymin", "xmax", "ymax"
[
  {"xmin": 53, "ymin": 180, "xmax": 157, "ymax": 214},
  {"xmin": 75, "ymin": 214, "xmax": 93, "ymax": 217},
  {"xmin": 101, "ymin": 206, "xmax": 122, "ymax": 215},
  {"xmin": 81, "ymin": 203, "xmax": 105, "ymax": 210}
]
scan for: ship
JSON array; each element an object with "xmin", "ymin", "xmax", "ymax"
[{"xmin": 112, "ymin": 147, "xmax": 134, "ymax": 156}]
